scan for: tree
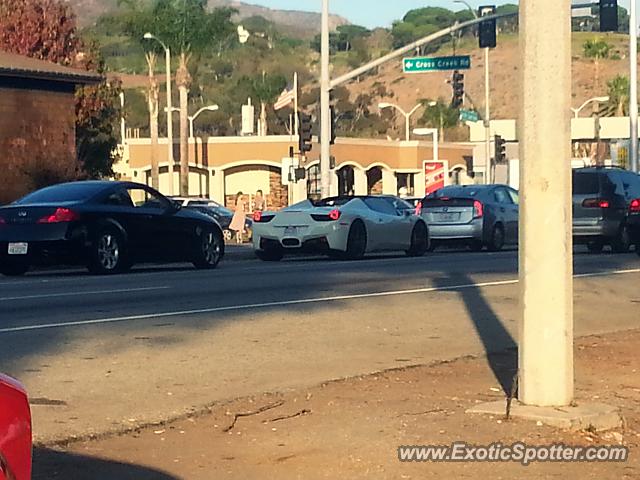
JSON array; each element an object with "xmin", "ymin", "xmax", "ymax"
[
  {"xmin": 125, "ymin": 0, "xmax": 236, "ymax": 195},
  {"xmin": 602, "ymin": 75, "xmax": 630, "ymax": 117},
  {"xmin": 0, "ymin": 0, "xmax": 122, "ymax": 179},
  {"xmin": 237, "ymin": 73, "xmax": 287, "ymax": 136},
  {"xmin": 419, "ymin": 100, "xmax": 459, "ymax": 142},
  {"xmin": 145, "ymin": 52, "xmax": 160, "ymax": 189},
  {"xmin": 583, "ymin": 38, "xmax": 612, "ymax": 93}
]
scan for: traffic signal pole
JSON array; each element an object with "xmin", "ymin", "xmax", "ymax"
[
  {"xmin": 518, "ymin": 0, "xmax": 573, "ymax": 407},
  {"xmin": 484, "ymin": 47, "xmax": 491, "ymax": 184}
]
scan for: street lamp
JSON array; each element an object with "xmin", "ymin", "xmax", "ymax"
[
  {"xmin": 453, "ymin": 0, "xmax": 492, "ymax": 184},
  {"xmin": 378, "ymin": 102, "xmax": 423, "ymax": 141},
  {"xmin": 165, "ymin": 105, "xmax": 220, "ymax": 138},
  {"xmin": 143, "ymin": 33, "xmax": 175, "ymax": 195},
  {"xmin": 571, "ymin": 96, "xmax": 609, "ymax": 118},
  {"xmin": 189, "ymin": 105, "xmax": 219, "ymax": 138}
]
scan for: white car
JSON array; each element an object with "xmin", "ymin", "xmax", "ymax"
[{"xmin": 252, "ymin": 195, "xmax": 429, "ymax": 261}]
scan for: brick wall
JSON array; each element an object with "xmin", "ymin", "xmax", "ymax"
[
  {"xmin": 0, "ymin": 84, "xmax": 77, "ymax": 204},
  {"xmin": 269, "ymin": 170, "xmax": 288, "ymax": 209}
]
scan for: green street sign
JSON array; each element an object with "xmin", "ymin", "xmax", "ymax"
[
  {"xmin": 460, "ymin": 109, "xmax": 479, "ymax": 122},
  {"xmin": 403, "ymin": 55, "xmax": 471, "ymax": 73}
]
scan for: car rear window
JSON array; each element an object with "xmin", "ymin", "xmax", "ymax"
[
  {"xmin": 572, "ymin": 172, "xmax": 601, "ymax": 195},
  {"xmin": 314, "ymin": 197, "xmax": 354, "ymax": 207},
  {"xmin": 428, "ymin": 187, "xmax": 480, "ymax": 199},
  {"xmin": 15, "ymin": 183, "xmax": 105, "ymax": 204}
]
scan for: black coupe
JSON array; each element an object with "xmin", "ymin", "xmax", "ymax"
[{"xmin": 0, "ymin": 181, "xmax": 225, "ymax": 276}]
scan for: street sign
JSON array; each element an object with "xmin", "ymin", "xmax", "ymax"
[
  {"xmin": 403, "ymin": 55, "xmax": 471, "ymax": 73},
  {"xmin": 460, "ymin": 109, "xmax": 480, "ymax": 122}
]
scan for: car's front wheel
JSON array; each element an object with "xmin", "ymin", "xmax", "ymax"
[
  {"xmin": 88, "ymin": 228, "xmax": 129, "ymax": 275},
  {"xmin": 0, "ymin": 261, "xmax": 30, "ymax": 277},
  {"xmin": 193, "ymin": 228, "xmax": 223, "ymax": 269},
  {"xmin": 406, "ymin": 221, "xmax": 429, "ymax": 257}
]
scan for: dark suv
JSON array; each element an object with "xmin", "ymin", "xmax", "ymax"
[{"xmin": 572, "ymin": 167, "xmax": 640, "ymax": 253}]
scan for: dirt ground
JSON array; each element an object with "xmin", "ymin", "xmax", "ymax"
[{"xmin": 33, "ymin": 329, "xmax": 640, "ymax": 480}]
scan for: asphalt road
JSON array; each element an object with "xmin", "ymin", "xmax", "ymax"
[{"xmin": 1, "ymin": 247, "xmax": 639, "ymax": 443}]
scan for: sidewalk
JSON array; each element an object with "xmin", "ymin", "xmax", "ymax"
[{"xmin": 33, "ymin": 329, "xmax": 640, "ymax": 479}]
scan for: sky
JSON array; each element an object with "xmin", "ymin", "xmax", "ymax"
[{"xmin": 245, "ymin": 1, "xmax": 633, "ymax": 29}]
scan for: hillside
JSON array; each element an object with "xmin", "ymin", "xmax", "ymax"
[
  {"xmin": 66, "ymin": 0, "xmax": 349, "ymax": 35},
  {"xmin": 346, "ymin": 32, "xmax": 632, "ymax": 126}
]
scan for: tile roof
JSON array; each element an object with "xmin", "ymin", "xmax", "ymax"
[{"xmin": 0, "ymin": 50, "xmax": 101, "ymax": 84}]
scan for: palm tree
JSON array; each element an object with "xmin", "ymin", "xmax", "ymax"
[
  {"xmin": 601, "ymin": 75, "xmax": 630, "ymax": 117},
  {"xmin": 583, "ymin": 38, "xmax": 611, "ymax": 93},
  {"xmin": 145, "ymin": 52, "xmax": 160, "ymax": 190},
  {"xmin": 176, "ymin": 52, "xmax": 192, "ymax": 196}
]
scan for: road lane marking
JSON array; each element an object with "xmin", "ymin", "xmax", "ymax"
[
  {"xmin": 1, "ymin": 268, "xmax": 638, "ymax": 334},
  {"xmin": 0, "ymin": 286, "xmax": 171, "ymax": 302}
]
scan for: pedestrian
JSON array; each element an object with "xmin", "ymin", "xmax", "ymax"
[
  {"xmin": 229, "ymin": 191, "xmax": 246, "ymax": 244},
  {"xmin": 254, "ymin": 189, "xmax": 266, "ymax": 212}
]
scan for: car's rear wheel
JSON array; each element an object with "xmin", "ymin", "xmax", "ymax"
[
  {"xmin": 88, "ymin": 228, "xmax": 129, "ymax": 275},
  {"xmin": 587, "ymin": 240, "xmax": 604, "ymax": 254},
  {"xmin": 193, "ymin": 228, "xmax": 223, "ymax": 269},
  {"xmin": 611, "ymin": 225, "xmax": 632, "ymax": 253},
  {"xmin": 344, "ymin": 220, "xmax": 367, "ymax": 260},
  {"xmin": 0, "ymin": 261, "xmax": 30, "ymax": 277},
  {"xmin": 487, "ymin": 225, "xmax": 505, "ymax": 252},
  {"xmin": 406, "ymin": 221, "xmax": 429, "ymax": 257},
  {"xmin": 256, "ymin": 248, "xmax": 284, "ymax": 262}
]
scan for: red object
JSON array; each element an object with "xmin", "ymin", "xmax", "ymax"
[
  {"xmin": 630, "ymin": 198, "xmax": 640, "ymax": 213},
  {"xmin": 582, "ymin": 198, "xmax": 610, "ymax": 209},
  {"xmin": 329, "ymin": 209, "xmax": 341, "ymax": 221},
  {"xmin": 253, "ymin": 211, "xmax": 262, "ymax": 222},
  {"xmin": 424, "ymin": 161, "xmax": 447, "ymax": 196},
  {"xmin": 37, "ymin": 207, "xmax": 79, "ymax": 224},
  {"xmin": 414, "ymin": 201, "xmax": 422, "ymax": 216},
  {"xmin": 473, "ymin": 200, "xmax": 484, "ymax": 219},
  {"xmin": 0, "ymin": 374, "xmax": 32, "ymax": 480}
]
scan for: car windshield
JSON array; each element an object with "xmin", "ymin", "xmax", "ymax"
[
  {"xmin": 14, "ymin": 183, "xmax": 105, "ymax": 205},
  {"xmin": 572, "ymin": 172, "xmax": 601, "ymax": 195}
]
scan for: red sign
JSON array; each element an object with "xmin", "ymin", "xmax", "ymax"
[{"xmin": 425, "ymin": 161, "xmax": 446, "ymax": 195}]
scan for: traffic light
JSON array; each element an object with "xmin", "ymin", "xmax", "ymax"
[
  {"xmin": 330, "ymin": 105, "xmax": 337, "ymax": 145},
  {"xmin": 599, "ymin": 0, "xmax": 618, "ymax": 32},
  {"xmin": 495, "ymin": 135, "xmax": 507, "ymax": 164},
  {"xmin": 478, "ymin": 5, "xmax": 497, "ymax": 49},
  {"xmin": 298, "ymin": 112, "xmax": 312, "ymax": 154},
  {"xmin": 451, "ymin": 70, "xmax": 464, "ymax": 109}
]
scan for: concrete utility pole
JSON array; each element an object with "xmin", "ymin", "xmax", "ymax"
[
  {"xmin": 518, "ymin": 0, "xmax": 573, "ymax": 406},
  {"xmin": 320, "ymin": 0, "xmax": 332, "ymax": 197},
  {"xmin": 630, "ymin": 0, "xmax": 638, "ymax": 172},
  {"xmin": 484, "ymin": 45, "xmax": 492, "ymax": 183}
]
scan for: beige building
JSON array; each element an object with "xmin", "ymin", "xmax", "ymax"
[{"xmin": 118, "ymin": 136, "xmax": 474, "ymax": 209}]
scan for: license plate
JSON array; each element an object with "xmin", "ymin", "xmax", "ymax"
[
  {"xmin": 8, "ymin": 243, "xmax": 28, "ymax": 255},
  {"xmin": 436, "ymin": 213, "xmax": 459, "ymax": 222},
  {"xmin": 284, "ymin": 227, "xmax": 297, "ymax": 236}
]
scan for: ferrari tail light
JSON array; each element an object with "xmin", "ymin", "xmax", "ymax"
[
  {"xmin": 582, "ymin": 198, "xmax": 610, "ymax": 209},
  {"xmin": 37, "ymin": 208, "xmax": 80, "ymax": 224},
  {"xmin": 329, "ymin": 209, "xmax": 341, "ymax": 221},
  {"xmin": 473, "ymin": 200, "xmax": 484, "ymax": 219},
  {"xmin": 253, "ymin": 212, "xmax": 275, "ymax": 223},
  {"xmin": 630, "ymin": 199, "xmax": 640, "ymax": 213},
  {"xmin": 414, "ymin": 201, "xmax": 423, "ymax": 216}
]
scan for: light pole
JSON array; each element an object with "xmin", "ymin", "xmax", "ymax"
[
  {"xmin": 189, "ymin": 105, "xmax": 219, "ymax": 138},
  {"xmin": 144, "ymin": 33, "xmax": 174, "ymax": 195},
  {"xmin": 320, "ymin": 0, "xmax": 331, "ymax": 197},
  {"xmin": 165, "ymin": 105, "xmax": 220, "ymax": 138},
  {"xmin": 630, "ymin": 0, "xmax": 638, "ymax": 172},
  {"xmin": 454, "ymin": 0, "xmax": 492, "ymax": 184},
  {"xmin": 378, "ymin": 102, "xmax": 423, "ymax": 141},
  {"xmin": 570, "ymin": 96, "xmax": 609, "ymax": 118}
]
